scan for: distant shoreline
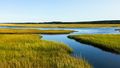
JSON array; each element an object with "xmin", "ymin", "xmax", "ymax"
[
  {"xmin": 0, "ymin": 23, "xmax": 120, "ymax": 28},
  {"xmin": 1, "ymin": 20, "xmax": 120, "ymax": 24}
]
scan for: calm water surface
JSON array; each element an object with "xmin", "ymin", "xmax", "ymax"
[{"xmin": 41, "ymin": 28, "xmax": 120, "ymax": 68}]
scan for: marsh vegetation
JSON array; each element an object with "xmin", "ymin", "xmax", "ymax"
[
  {"xmin": 0, "ymin": 24, "xmax": 120, "ymax": 28},
  {"xmin": 68, "ymin": 34, "xmax": 120, "ymax": 54},
  {"xmin": 0, "ymin": 34, "xmax": 91, "ymax": 68},
  {"xmin": 0, "ymin": 29, "xmax": 74, "ymax": 34},
  {"xmin": 0, "ymin": 24, "xmax": 120, "ymax": 68}
]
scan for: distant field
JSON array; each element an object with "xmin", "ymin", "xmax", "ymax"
[
  {"xmin": 0, "ymin": 34, "xmax": 91, "ymax": 68},
  {"xmin": 0, "ymin": 29, "xmax": 74, "ymax": 34},
  {"xmin": 68, "ymin": 34, "xmax": 120, "ymax": 54},
  {"xmin": 0, "ymin": 24, "xmax": 120, "ymax": 28}
]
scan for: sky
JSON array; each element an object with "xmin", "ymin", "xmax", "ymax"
[{"xmin": 0, "ymin": 0, "xmax": 120, "ymax": 22}]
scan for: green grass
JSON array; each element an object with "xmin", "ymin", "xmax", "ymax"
[
  {"xmin": 0, "ymin": 23, "xmax": 120, "ymax": 28},
  {"xmin": 68, "ymin": 34, "xmax": 120, "ymax": 54},
  {"xmin": 0, "ymin": 29, "xmax": 74, "ymax": 34},
  {"xmin": 0, "ymin": 34, "xmax": 91, "ymax": 68}
]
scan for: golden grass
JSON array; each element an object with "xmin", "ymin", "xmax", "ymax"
[
  {"xmin": 0, "ymin": 29, "xmax": 74, "ymax": 34},
  {"xmin": 0, "ymin": 34, "xmax": 91, "ymax": 68},
  {"xmin": 68, "ymin": 34, "xmax": 120, "ymax": 54},
  {"xmin": 0, "ymin": 24, "xmax": 120, "ymax": 28}
]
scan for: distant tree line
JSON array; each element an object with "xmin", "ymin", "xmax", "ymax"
[
  {"xmin": 2, "ymin": 20, "xmax": 120, "ymax": 24},
  {"xmin": 43, "ymin": 20, "xmax": 120, "ymax": 24}
]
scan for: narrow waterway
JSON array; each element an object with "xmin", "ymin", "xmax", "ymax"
[{"xmin": 41, "ymin": 27, "xmax": 120, "ymax": 68}]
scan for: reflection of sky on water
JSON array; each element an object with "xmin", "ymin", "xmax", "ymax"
[{"xmin": 42, "ymin": 27, "xmax": 120, "ymax": 68}]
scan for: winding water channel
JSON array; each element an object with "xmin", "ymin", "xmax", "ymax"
[
  {"xmin": 40, "ymin": 27, "xmax": 120, "ymax": 68},
  {"xmin": 0, "ymin": 26, "xmax": 120, "ymax": 68}
]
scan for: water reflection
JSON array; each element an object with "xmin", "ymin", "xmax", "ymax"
[{"xmin": 42, "ymin": 27, "xmax": 120, "ymax": 68}]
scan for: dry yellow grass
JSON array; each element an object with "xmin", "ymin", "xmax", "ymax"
[
  {"xmin": 0, "ymin": 24, "xmax": 120, "ymax": 28},
  {"xmin": 0, "ymin": 34, "xmax": 92, "ymax": 68},
  {"xmin": 0, "ymin": 29, "xmax": 74, "ymax": 34}
]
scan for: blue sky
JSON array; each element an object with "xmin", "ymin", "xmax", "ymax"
[{"xmin": 0, "ymin": 0, "xmax": 120, "ymax": 22}]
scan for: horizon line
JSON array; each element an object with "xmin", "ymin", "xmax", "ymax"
[{"xmin": 0, "ymin": 20, "xmax": 120, "ymax": 23}]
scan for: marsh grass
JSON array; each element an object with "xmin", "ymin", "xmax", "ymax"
[
  {"xmin": 68, "ymin": 34, "xmax": 120, "ymax": 54},
  {"xmin": 0, "ymin": 34, "xmax": 91, "ymax": 68},
  {"xmin": 0, "ymin": 24, "xmax": 120, "ymax": 28},
  {"xmin": 0, "ymin": 29, "xmax": 74, "ymax": 34}
]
